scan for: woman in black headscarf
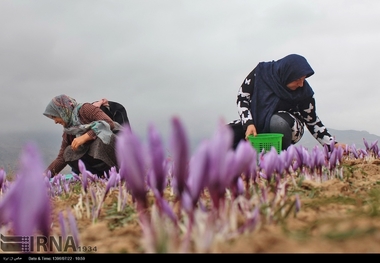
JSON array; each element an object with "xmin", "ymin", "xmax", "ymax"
[{"xmin": 228, "ymin": 54, "xmax": 346, "ymax": 150}]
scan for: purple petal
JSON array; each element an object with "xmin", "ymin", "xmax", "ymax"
[
  {"xmin": 116, "ymin": 126, "xmax": 147, "ymax": 208},
  {"xmin": 147, "ymin": 123, "xmax": 167, "ymax": 195},
  {"xmin": 207, "ymin": 119, "xmax": 233, "ymax": 185},
  {"xmin": 0, "ymin": 142, "xmax": 51, "ymax": 237},
  {"xmin": 206, "ymin": 120, "xmax": 234, "ymax": 207},
  {"xmin": 234, "ymin": 140, "xmax": 256, "ymax": 176},
  {"xmin": 154, "ymin": 189, "xmax": 177, "ymax": 223},
  {"xmin": 363, "ymin": 137, "xmax": 370, "ymax": 151},
  {"xmin": 259, "ymin": 147, "xmax": 278, "ymax": 181},
  {"xmin": 350, "ymin": 144, "xmax": 359, "ymax": 159},
  {"xmin": 104, "ymin": 169, "xmax": 118, "ymax": 199},
  {"xmin": 169, "ymin": 117, "xmax": 190, "ymax": 197},
  {"xmin": 235, "ymin": 176, "xmax": 245, "ymax": 196},
  {"xmin": 78, "ymin": 159, "xmax": 89, "ymax": 192},
  {"xmin": 58, "ymin": 212, "xmax": 67, "ymax": 241},
  {"xmin": 67, "ymin": 209, "xmax": 80, "ymax": 247},
  {"xmin": 187, "ymin": 140, "xmax": 210, "ymax": 206}
]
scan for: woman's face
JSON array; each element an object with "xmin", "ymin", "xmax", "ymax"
[
  {"xmin": 52, "ymin": 116, "xmax": 66, "ymax": 126},
  {"xmin": 286, "ymin": 76, "xmax": 306, "ymax": 90}
]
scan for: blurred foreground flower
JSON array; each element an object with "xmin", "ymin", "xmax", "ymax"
[
  {"xmin": 169, "ymin": 116, "xmax": 190, "ymax": 199},
  {"xmin": 0, "ymin": 142, "xmax": 51, "ymax": 237},
  {"xmin": 116, "ymin": 125, "xmax": 148, "ymax": 211}
]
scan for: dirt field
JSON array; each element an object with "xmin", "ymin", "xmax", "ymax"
[{"xmin": 47, "ymin": 158, "xmax": 380, "ymax": 253}]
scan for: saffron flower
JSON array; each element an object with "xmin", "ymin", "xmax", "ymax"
[
  {"xmin": 233, "ymin": 140, "xmax": 256, "ymax": 192},
  {"xmin": 116, "ymin": 125, "xmax": 148, "ymax": 210},
  {"xmin": 279, "ymin": 145, "xmax": 296, "ymax": 176},
  {"xmin": 169, "ymin": 116, "xmax": 190, "ymax": 198},
  {"xmin": 78, "ymin": 160, "xmax": 92, "ymax": 193},
  {"xmin": 0, "ymin": 142, "xmax": 51, "ymax": 237},
  {"xmin": 58, "ymin": 209, "xmax": 80, "ymax": 247},
  {"xmin": 259, "ymin": 147, "xmax": 279, "ymax": 182},
  {"xmin": 182, "ymin": 140, "xmax": 210, "ymax": 213},
  {"xmin": 206, "ymin": 119, "xmax": 234, "ymax": 209},
  {"xmin": 350, "ymin": 144, "xmax": 359, "ymax": 159},
  {"xmin": 103, "ymin": 167, "xmax": 119, "ymax": 201},
  {"xmin": 147, "ymin": 123, "xmax": 167, "ymax": 196}
]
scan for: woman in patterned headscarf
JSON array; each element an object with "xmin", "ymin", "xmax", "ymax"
[
  {"xmin": 228, "ymin": 54, "xmax": 346, "ymax": 151},
  {"xmin": 43, "ymin": 94, "xmax": 122, "ymax": 177}
]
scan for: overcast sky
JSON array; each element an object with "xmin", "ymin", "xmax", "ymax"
[{"xmin": 2, "ymin": 0, "xmax": 380, "ymax": 148}]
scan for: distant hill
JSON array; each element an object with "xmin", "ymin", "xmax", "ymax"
[
  {"xmin": 1, "ymin": 128, "xmax": 379, "ymax": 174},
  {"xmin": 0, "ymin": 131, "xmax": 62, "ymax": 173},
  {"xmin": 296, "ymin": 128, "xmax": 380, "ymax": 150}
]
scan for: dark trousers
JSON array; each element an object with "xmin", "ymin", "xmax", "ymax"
[{"xmin": 67, "ymin": 154, "xmax": 111, "ymax": 178}]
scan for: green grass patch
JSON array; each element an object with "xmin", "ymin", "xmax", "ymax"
[
  {"xmin": 324, "ymin": 227, "xmax": 377, "ymax": 240},
  {"xmin": 105, "ymin": 202, "xmax": 137, "ymax": 230}
]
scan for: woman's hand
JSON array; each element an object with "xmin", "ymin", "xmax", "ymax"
[
  {"xmin": 71, "ymin": 133, "xmax": 92, "ymax": 151},
  {"xmin": 245, "ymin": 124, "xmax": 257, "ymax": 140}
]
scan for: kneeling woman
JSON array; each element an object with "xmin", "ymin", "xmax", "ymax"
[
  {"xmin": 228, "ymin": 54, "xmax": 346, "ymax": 151},
  {"xmin": 43, "ymin": 94, "xmax": 121, "ymax": 177}
]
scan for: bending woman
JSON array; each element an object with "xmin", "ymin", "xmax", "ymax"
[
  {"xmin": 43, "ymin": 94, "xmax": 122, "ymax": 177},
  {"xmin": 228, "ymin": 54, "xmax": 346, "ymax": 151}
]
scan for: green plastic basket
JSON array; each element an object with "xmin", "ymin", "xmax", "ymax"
[{"xmin": 248, "ymin": 133, "xmax": 283, "ymax": 154}]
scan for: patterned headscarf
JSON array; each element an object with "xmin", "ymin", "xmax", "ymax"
[
  {"xmin": 43, "ymin": 95, "xmax": 79, "ymax": 127},
  {"xmin": 251, "ymin": 54, "xmax": 315, "ymax": 133},
  {"xmin": 43, "ymin": 94, "xmax": 120, "ymax": 144}
]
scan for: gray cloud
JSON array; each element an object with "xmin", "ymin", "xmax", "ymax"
[{"xmin": 1, "ymin": 0, "xmax": 380, "ymax": 149}]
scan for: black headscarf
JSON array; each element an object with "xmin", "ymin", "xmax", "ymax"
[{"xmin": 251, "ymin": 54, "xmax": 315, "ymax": 133}]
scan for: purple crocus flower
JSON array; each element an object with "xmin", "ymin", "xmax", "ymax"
[
  {"xmin": 46, "ymin": 170, "xmax": 52, "ymax": 179},
  {"xmin": 292, "ymin": 145, "xmax": 306, "ymax": 171},
  {"xmin": 67, "ymin": 209, "xmax": 80, "ymax": 247},
  {"xmin": 301, "ymin": 146, "xmax": 311, "ymax": 168},
  {"xmin": 311, "ymin": 146, "xmax": 326, "ymax": 177},
  {"xmin": 328, "ymin": 148, "xmax": 338, "ymax": 172},
  {"xmin": 169, "ymin": 117, "xmax": 190, "ymax": 198},
  {"xmin": 360, "ymin": 148, "xmax": 368, "ymax": 157},
  {"xmin": 371, "ymin": 142, "xmax": 379, "ymax": 157},
  {"xmin": 223, "ymin": 150, "xmax": 243, "ymax": 198},
  {"xmin": 0, "ymin": 142, "xmax": 51, "ymax": 237},
  {"xmin": 234, "ymin": 140, "xmax": 256, "ymax": 176},
  {"xmin": 249, "ymin": 160, "xmax": 258, "ymax": 184},
  {"xmin": 350, "ymin": 144, "xmax": 359, "ymax": 159},
  {"xmin": 153, "ymin": 189, "xmax": 178, "ymax": 224},
  {"xmin": 363, "ymin": 138, "xmax": 379, "ymax": 157},
  {"xmin": 336, "ymin": 146, "xmax": 344, "ymax": 164},
  {"xmin": 116, "ymin": 125, "xmax": 148, "ymax": 210},
  {"xmin": 78, "ymin": 159, "xmax": 91, "ymax": 193},
  {"xmin": 323, "ymin": 143, "xmax": 330, "ymax": 160},
  {"xmin": 279, "ymin": 148, "xmax": 292, "ymax": 175},
  {"xmin": 235, "ymin": 176, "xmax": 245, "ymax": 196},
  {"xmin": 363, "ymin": 137, "xmax": 370, "ymax": 151},
  {"xmin": 234, "ymin": 140, "xmax": 256, "ymax": 188},
  {"xmin": 147, "ymin": 123, "xmax": 167, "ymax": 196},
  {"xmin": 103, "ymin": 167, "xmax": 118, "ymax": 201},
  {"xmin": 206, "ymin": 119, "xmax": 234, "ymax": 209},
  {"xmin": 58, "ymin": 211, "xmax": 67, "ymax": 241},
  {"xmin": 182, "ymin": 140, "xmax": 210, "ymax": 213},
  {"xmin": 259, "ymin": 147, "xmax": 279, "ymax": 182}
]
